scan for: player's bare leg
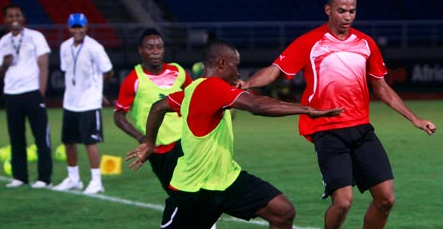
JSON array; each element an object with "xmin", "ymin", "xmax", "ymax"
[
  {"xmin": 363, "ymin": 180, "xmax": 395, "ymax": 229},
  {"xmin": 255, "ymin": 194, "xmax": 295, "ymax": 229},
  {"xmin": 324, "ymin": 186, "xmax": 353, "ymax": 229},
  {"xmin": 65, "ymin": 143, "xmax": 78, "ymax": 166},
  {"xmin": 85, "ymin": 144, "xmax": 100, "ymax": 168},
  {"xmin": 83, "ymin": 144, "xmax": 104, "ymax": 194}
]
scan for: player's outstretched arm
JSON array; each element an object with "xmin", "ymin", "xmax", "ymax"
[
  {"xmin": 370, "ymin": 78, "xmax": 437, "ymax": 135},
  {"xmin": 125, "ymin": 98, "xmax": 173, "ymax": 170},
  {"xmin": 413, "ymin": 119, "xmax": 437, "ymax": 135},
  {"xmin": 232, "ymin": 92, "xmax": 343, "ymax": 118},
  {"xmin": 126, "ymin": 142, "xmax": 153, "ymax": 171},
  {"xmin": 240, "ymin": 65, "xmax": 282, "ymax": 90},
  {"xmin": 114, "ymin": 110, "xmax": 144, "ymax": 143},
  {"xmin": 307, "ymin": 106, "xmax": 344, "ymax": 118}
]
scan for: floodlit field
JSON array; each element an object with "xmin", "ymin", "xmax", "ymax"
[{"xmin": 0, "ymin": 100, "xmax": 442, "ymax": 229}]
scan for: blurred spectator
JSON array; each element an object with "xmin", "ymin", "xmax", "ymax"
[
  {"xmin": 0, "ymin": 4, "xmax": 53, "ymax": 188},
  {"xmin": 53, "ymin": 13, "xmax": 114, "ymax": 194}
]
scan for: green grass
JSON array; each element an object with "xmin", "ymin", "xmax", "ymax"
[{"xmin": 0, "ymin": 100, "xmax": 442, "ymax": 229}]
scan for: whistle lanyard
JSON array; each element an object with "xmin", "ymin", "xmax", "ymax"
[
  {"xmin": 70, "ymin": 42, "xmax": 84, "ymax": 86},
  {"xmin": 10, "ymin": 30, "xmax": 24, "ymax": 56}
]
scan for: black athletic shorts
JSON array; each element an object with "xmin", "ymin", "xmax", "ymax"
[
  {"xmin": 62, "ymin": 109, "xmax": 104, "ymax": 144},
  {"xmin": 312, "ymin": 124, "xmax": 394, "ymax": 199},
  {"xmin": 147, "ymin": 141, "xmax": 183, "ymax": 229},
  {"xmin": 167, "ymin": 171, "xmax": 282, "ymax": 229},
  {"xmin": 149, "ymin": 140, "xmax": 184, "ymax": 193}
]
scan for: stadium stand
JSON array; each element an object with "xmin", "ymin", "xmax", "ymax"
[
  {"xmin": 38, "ymin": 0, "xmax": 121, "ymax": 48},
  {"xmin": 1, "ymin": 0, "xmax": 51, "ymax": 24},
  {"xmin": 0, "ymin": 0, "xmax": 442, "ymax": 105},
  {"xmin": 39, "ymin": 0, "xmax": 105, "ymax": 24},
  {"xmin": 13, "ymin": 0, "xmax": 52, "ymax": 23},
  {"xmin": 2, "ymin": 0, "xmax": 440, "ymax": 50},
  {"xmin": 89, "ymin": 0, "xmax": 134, "ymax": 23},
  {"xmin": 159, "ymin": 0, "xmax": 442, "ymax": 22},
  {"xmin": 158, "ymin": 0, "xmax": 323, "ymax": 22},
  {"xmin": 0, "ymin": 0, "xmax": 122, "ymax": 48}
]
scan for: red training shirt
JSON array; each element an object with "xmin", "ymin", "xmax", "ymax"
[
  {"xmin": 168, "ymin": 77, "xmax": 245, "ymax": 137},
  {"xmin": 115, "ymin": 63, "xmax": 193, "ymax": 152},
  {"xmin": 115, "ymin": 63, "xmax": 193, "ymax": 112},
  {"xmin": 273, "ymin": 24, "xmax": 387, "ymax": 141}
]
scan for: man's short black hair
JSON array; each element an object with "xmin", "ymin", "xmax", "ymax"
[
  {"xmin": 203, "ymin": 38, "xmax": 237, "ymax": 67},
  {"xmin": 138, "ymin": 28, "xmax": 162, "ymax": 46},
  {"xmin": 3, "ymin": 3, "xmax": 23, "ymax": 16}
]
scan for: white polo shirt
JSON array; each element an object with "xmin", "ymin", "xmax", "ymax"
[
  {"xmin": 60, "ymin": 35, "xmax": 113, "ymax": 111},
  {"xmin": 0, "ymin": 28, "xmax": 51, "ymax": 95}
]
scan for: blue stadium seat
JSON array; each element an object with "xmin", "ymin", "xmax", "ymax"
[{"xmin": 11, "ymin": 0, "xmax": 52, "ymax": 24}]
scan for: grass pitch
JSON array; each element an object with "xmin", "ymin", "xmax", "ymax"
[{"xmin": 0, "ymin": 100, "xmax": 442, "ymax": 229}]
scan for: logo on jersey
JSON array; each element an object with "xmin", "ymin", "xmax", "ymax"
[{"xmin": 279, "ymin": 55, "xmax": 285, "ymax": 61}]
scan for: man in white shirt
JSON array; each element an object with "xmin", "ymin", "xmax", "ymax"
[
  {"xmin": 0, "ymin": 4, "xmax": 53, "ymax": 189},
  {"xmin": 53, "ymin": 13, "xmax": 114, "ymax": 194}
]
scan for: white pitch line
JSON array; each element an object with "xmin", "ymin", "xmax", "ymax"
[
  {"xmin": 0, "ymin": 175, "xmax": 320, "ymax": 229},
  {"xmin": 0, "ymin": 176, "xmax": 13, "ymax": 182}
]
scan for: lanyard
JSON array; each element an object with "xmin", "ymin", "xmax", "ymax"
[
  {"xmin": 70, "ymin": 42, "xmax": 84, "ymax": 86},
  {"xmin": 10, "ymin": 30, "xmax": 24, "ymax": 56}
]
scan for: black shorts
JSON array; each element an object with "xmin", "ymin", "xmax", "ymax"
[
  {"xmin": 167, "ymin": 171, "xmax": 282, "ymax": 229},
  {"xmin": 62, "ymin": 109, "xmax": 104, "ymax": 145},
  {"xmin": 147, "ymin": 141, "xmax": 183, "ymax": 229},
  {"xmin": 312, "ymin": 124, "xmax": 394, "ymax": 199},
  {"xmin": 149, "ymin": 140, "xmax": 184, "ymax": 193}
]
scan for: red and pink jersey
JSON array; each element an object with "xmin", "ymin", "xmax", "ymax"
[
  {"xmin": 168, "ymin": 77, "xmax": 245, "ymax": 136},
  {"xmin": 114, "ymin": 63, "xmax": 193, "ymax": 113},
  {"xmin": 273, "ymin": 24, "xmax": 387, "ymax": 140}
]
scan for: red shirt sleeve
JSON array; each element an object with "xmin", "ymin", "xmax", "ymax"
[
  {"xmin": 167, "ymin": 91, "xmax": 184, "ymax": 114},
  {"xmin": 273, "ymin": 25, "xmax": 328, "ymax": 81},
  {"xmin": 365, "ymin": 35, "xmax": 388, "ymax": 79},
  {"xmin": 114, "ymin": 69, "xmax": 138, "ymax": 112},
  {"xmin": 193, "ymin": 77, "xmax": 244, "ymax": 110},
  {"xmin": 273, "ymin": 33, "xmax": 314, "ymax": 80},
  {"xmin": 188, "ymin": 77, "xmax": 245, "ymax": 136},
  {"xmin": 115, "ymin": 65, "xmax": 193, "ymax": 113}
]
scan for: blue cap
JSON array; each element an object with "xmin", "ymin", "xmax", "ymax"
[{"xmin": 67, "ymin": 13, "xmax": 88, "ymax": 27}]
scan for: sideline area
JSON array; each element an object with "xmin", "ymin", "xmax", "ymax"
[{"xmin": 0, "ymin": 176, "xmax": 320, "ymax": 229}]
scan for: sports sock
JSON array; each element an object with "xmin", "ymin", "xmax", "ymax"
[
  {"xmin": 91, "ymin": 168, "xmax": 102, "ymax": 185},
  {"xmin": 68, "ymin": 166, "xmax": 80, "ymax": 183}
]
